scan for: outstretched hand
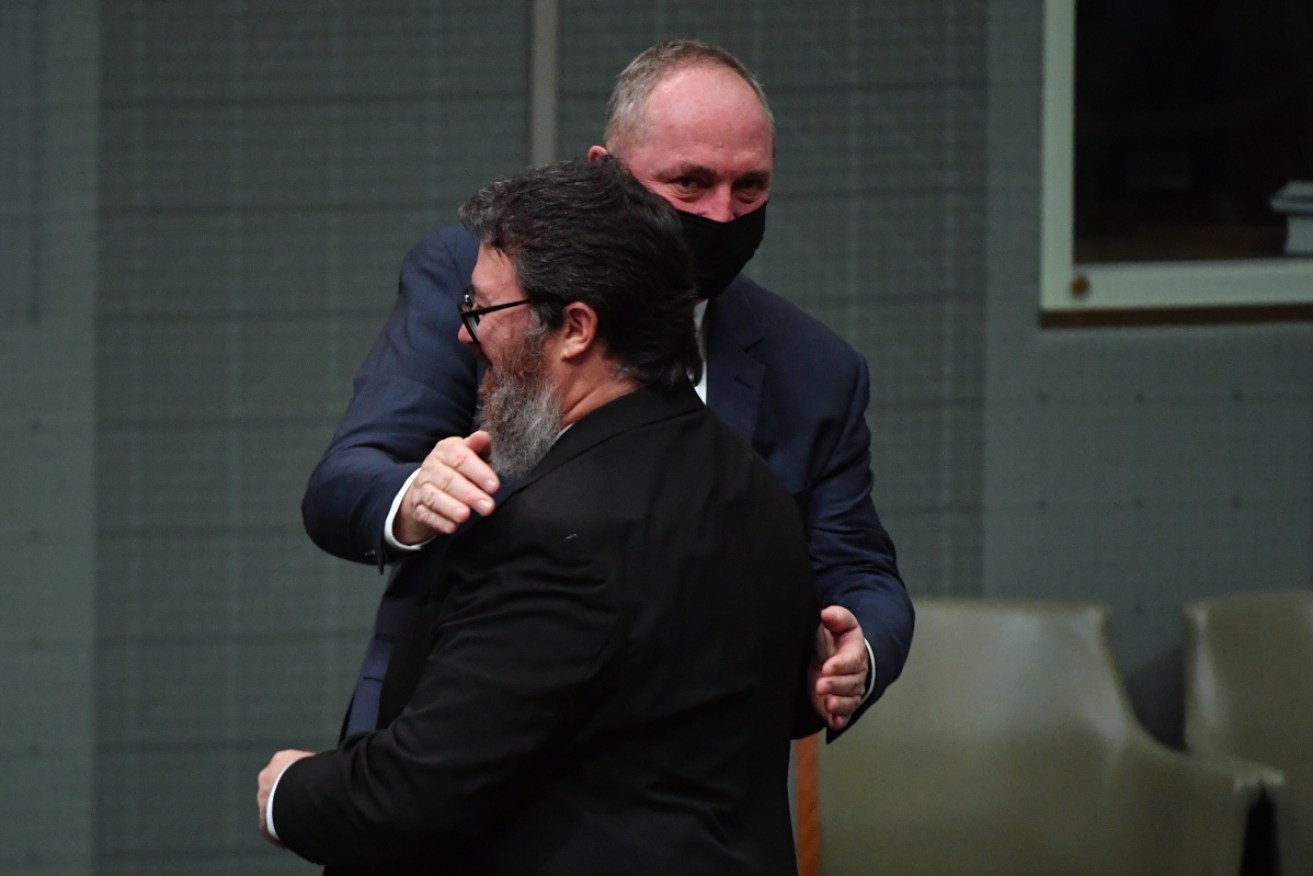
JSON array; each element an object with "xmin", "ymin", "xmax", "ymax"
[
  {"xmin": 393, "ymin": 430, "xmax": 499, "ymax": 544},
  {"xmin": 808, "ymin": 605, "xmax": 869, "ymax": 731}
]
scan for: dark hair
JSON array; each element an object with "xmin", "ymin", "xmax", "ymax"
[
  {"xmin": 604, "ymin": 38, "xmax": 774, "ymax": 152},
  {"xmin": 459, "ymin": 157, "xmax": 701, "ymax": 388}
]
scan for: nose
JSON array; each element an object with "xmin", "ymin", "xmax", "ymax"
[
  {"xmin": 695, "ymin": 186, "xmax": 736, "ymax": 223},
  {"xmin": 457, "ymin": 323, "xmax": 476, "ymax": 347}
]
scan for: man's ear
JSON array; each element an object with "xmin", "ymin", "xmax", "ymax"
[
  {"xmin": 557, "ymin": 301, "xmax": 598, "ymax": 360},
  {"xmin": 586, "ymin": 145, "xmax": 609, "ymax": 163}
]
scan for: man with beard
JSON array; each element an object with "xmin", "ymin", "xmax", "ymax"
[
  {"xmin": 304, "ymin": 39, "xmax": 912, "ymax": 740},
  {"xmin": 258, "ymin": 158, "xmax": 821, "ymax": 875}
]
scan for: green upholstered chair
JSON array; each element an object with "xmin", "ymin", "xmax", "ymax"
[{"xmin": 818, "ymin": 598, "xmax": 1272, "ymax": 876}]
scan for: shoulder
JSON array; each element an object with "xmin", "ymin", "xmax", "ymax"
[
  {"xmin": 407, "ymin": 222, "xmax": 478, "ymax": 258},
  {"xmin": 718, "ymin": 275, "xmax": 867, "ymax": 375},
  {"xmin": 511, "ymin": 392, "xmax": 714, "ymax": 512},
  {"xmin": 400, "ymin": 224, "xmax": 479, "ymax": 287}
]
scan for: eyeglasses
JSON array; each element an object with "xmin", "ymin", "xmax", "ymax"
[{"xmin": 459, "ymin": 288, "xmax": 532, "ymax": 344}]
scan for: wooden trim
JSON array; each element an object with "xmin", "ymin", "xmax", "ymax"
[{"xmin": 794, "ymin": 734, "xmax": 821, "ymax": 876}]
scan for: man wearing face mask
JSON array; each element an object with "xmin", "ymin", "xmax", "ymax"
[{"xmin": 303, "ymin": 39, "xmax": 914, "ymax": 738}]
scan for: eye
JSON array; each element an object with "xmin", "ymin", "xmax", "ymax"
[{"xmin": 734, "ymin": 176, "xmax": 770, "ymax": 201}]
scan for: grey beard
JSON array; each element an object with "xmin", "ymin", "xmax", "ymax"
[{"xmin": 477, "ymin": 362, "xmax": 563, "ymax": 479}]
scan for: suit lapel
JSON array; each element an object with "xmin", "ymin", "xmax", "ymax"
[
  {"xmin": 705, "ymin": 282, "xmax": 765, "ymax": 445},
  {"xmin": 500, "ymin": 383, "xmax": 703, "ymax": 499}
]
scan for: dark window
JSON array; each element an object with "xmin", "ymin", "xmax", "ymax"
[{"xmin": 1074, "ymin": 0, "xmax": 1313, "ymax": 262}]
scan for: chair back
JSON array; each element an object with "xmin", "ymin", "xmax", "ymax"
[{"xmin": 1184, "ymin": 588, "xmax": 1313, "ymax": 875}]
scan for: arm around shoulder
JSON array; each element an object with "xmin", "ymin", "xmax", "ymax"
[{"xmin": 302, "ymin": 226, "xmax": 482, "ymax": 566}]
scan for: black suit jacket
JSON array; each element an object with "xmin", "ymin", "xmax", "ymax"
[
  {"xmin": 275, "ymin": 384, "xmax": 820, "ymax": 875},
  {"xmin": 303, "ymin": 225, "xmax": 913, "ymax": 719}
]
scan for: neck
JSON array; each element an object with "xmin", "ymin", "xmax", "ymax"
[{"xmin": 558, "ymin": 374, "xmax": 643, "ymax": 427}]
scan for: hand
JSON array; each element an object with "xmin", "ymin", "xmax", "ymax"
[
  {"xmin": 394, "ymin": 431, "xmax": 499, "ymax": 544},
  {"xmin": 257, "ymin": 749, "xmax": 314, "ymax": 846},
  {"xmin": 808, "ymin": 606, "xmax": 869, "ymax": 731}
]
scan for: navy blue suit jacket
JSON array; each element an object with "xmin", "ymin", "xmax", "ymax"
[{"xmin": 303, "ymin": 223, "xmax": 914, "ymax": 717}]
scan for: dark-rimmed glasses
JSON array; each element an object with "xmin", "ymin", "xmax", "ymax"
[{"xmin": 459, "ymin": 288, "xmax": 532, "ymax": 344}]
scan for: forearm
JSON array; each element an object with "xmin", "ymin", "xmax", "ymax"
[
  {"xmin": 277, "ymin": 529, "xmax": 619, "ymax": 868},
  {"xmin": 301, "ymin": 225, "xmax": 482, "ymax": 565},
  {"xmin": 805, "ymin": 360, "xmax": 913, "ymax": 715},
  {"xmin": 303, "ymin": 448, "xmax": 418, "ymax": 566},
  {"xmin": 272, "ymin": 745, "xmax": 429, "ymax": 873}
]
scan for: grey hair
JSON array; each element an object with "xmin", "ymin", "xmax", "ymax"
[{"xmin": 603, "ymin": 38, "xmax": 775, "ymax": 152}]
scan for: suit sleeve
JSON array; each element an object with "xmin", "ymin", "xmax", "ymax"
[
  {"xmin": 271, "ymin": 529, "xmax": 621, "ymax": 872},
  {"xmin": 805, "ymin": 353, "xmax": 914, "ymax": 727},
  {"xmin": 301, "ymin": 226, "xmax": 481, "ymax": 568}
]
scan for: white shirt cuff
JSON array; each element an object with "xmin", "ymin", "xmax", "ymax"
[
  {"xmin": 264, "ymin": 763, "xmax": 290, "ymax": 842},
  {"xmin": 861, "ymin": 639, "xmax": 877, "ymax": 705},
  {"xmin": 383, "ymin": 468, "xmax": 434, "ymax": 553}
]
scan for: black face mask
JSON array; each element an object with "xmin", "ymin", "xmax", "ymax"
[{"xmin": 677, "ymin": 202, "xmax": 768, "ymax": 300}]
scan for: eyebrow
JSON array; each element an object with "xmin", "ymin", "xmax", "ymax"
[
  {"xmin": 666, "ymin": 162, "xmax": 772, "ymax": 183},
  {"xmin": 735, "ymin": 169, "xmax": 772, "ymax": 186},
  {"xmin": 667, "ymin": 162, "xmax": 716, "ymax": 177}
]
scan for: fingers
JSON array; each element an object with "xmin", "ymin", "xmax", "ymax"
[
  {"xmin": 822, "ymin": 693, "xmax": 859, "ymax": 731},
  {"xmin": 425, "ymin": 434, "xmax": 499, "ymax": 503},
  {"xmin": 812, "ymin": 620, "xmax": 836, "ymax": 664},
  {"xmin": 464, "ymin": 429, "xmax": 494, "ymax": 460},
  {"xmin": 395, "ymin": 434, "xmax": 500, "ymax": 543},
  {"xmin": 815, "ymin": 660, "xmax": 865, "ymax": 730},
  {"xmin": 819, "ymin": 643, "xmax": 866, "ymax": 684},
  {"xmin": 813, "ymin": 605, "xmax": 869, "ymax": 729},
  {"xmin": 816, "ymin": 607, "xmax": 866, "ymax": 685},
  {"xmin": 808, "ymin": 675, "xmax": 862, "ymax": 731},
  {"xmin": 409, "ymin": 475, "xmax": 490, "ymax": 531},
  {"xmin": 814, "ymin": 640, "xmax": 866, "ymax": 703},
  {"xmin": 819, "ymin": 604, "xmax": 860, "ymax": 636},
  {"xmin": 815, "ymin": 667, "xmax": 867, "ymax": 700}
]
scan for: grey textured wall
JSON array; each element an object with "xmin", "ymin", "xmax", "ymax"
[
  {"xmin": 2, "ymin": 2, "xmax": 99, "ymax": 873},
  {"xmin": 1, "ymin": 0, "xmax": 1309, "ymax": 873}
]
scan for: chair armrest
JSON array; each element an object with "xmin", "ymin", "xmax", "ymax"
[
  {"xmin": 1108, "ymin": 735, "xmax": 1276, "ymax": 874},
  {"xmin": 1179, "ymin": 749, "xmax": 1286, "ymax": 797},
  {"xmin": 1121, "ymin": 734, "xmax": 1278, "ymax": 805}
]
